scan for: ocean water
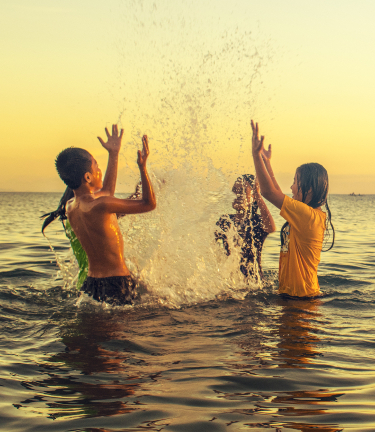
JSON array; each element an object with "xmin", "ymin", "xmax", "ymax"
[{"xmin": 1, "ymin": 190, "xmax": 375, "ymax": 432}]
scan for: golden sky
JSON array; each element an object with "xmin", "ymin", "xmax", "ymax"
[{"xmin": 1, "ymin": 0, "xmax": 375, "ymax": 193}]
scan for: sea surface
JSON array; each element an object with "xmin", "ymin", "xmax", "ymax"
[{"xmin": 1, "ymin": 191, "xmax": 375, "ymax": 432}]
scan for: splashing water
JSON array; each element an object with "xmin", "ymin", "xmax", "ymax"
[
  {"xmin": 118, "ymin": 162, "xmax": 263, "ymax": 308},
  {"xmin": 52, "ymin": 162, "xmax": 265, "ymax": 308},
  {"xmin": 53, "ymin": 12, "xmax": 273, "ymax": 307},
  {"xmin": 110, "ymin": 23, "xmax": 273, "ymax": 307},
  {"xmin": 111, "ymin": 16, "xmax": 273, "ymax": 188}
]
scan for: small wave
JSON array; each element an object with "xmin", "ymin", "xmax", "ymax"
[
  {"xmin": 319, "ymin": 274, "xmax": 372, "ymax": 287},
  {"xmin": 323, "ymin": 297, "xmax": 375, "ymax": 309},
  {"xmin": 0, "ymin": 269, "xmax": 48, "ymax": 279},
  {"xmin": 0, "ymin": 242, "xmax": 18, "ymax": 250}
]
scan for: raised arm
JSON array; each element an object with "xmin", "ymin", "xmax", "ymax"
[
  {"xmin": 137, "ymin": 135, "xmax": 156, "ymax": 211},
  {"xmin": 251, "ymin": 120, "xmax": 285, "ymax": 210},
  {"xmin": 91, "ymin": 135, "xmax": 156, "ymax": 215},
  {"xmin": 261, "ymin": 144, "xmax": 283, "ymax": 194},
  {"xmin": 97, "ymin": 124, "xmax": 124, "ymax": 196},
  {"xmin": 252, "ymin": 180, "xmax": 276, "ymax": 233}
]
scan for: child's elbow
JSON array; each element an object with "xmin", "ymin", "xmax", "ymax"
[{"xmin": 145, "ymin": 198, "xmax": 157, "ymax": 212}]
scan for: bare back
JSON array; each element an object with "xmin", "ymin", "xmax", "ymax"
[
  {"xmin": 67, "ymin": 195, "xmax": 129, "ymax": 278},
  {"xmin": 61, "ymin": 128, "xmax": 155, "ymax": 279}
]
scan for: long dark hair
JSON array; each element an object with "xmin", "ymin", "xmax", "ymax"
[
  {"xmin": 41, "ymin": 187, "xmax": 73, "ymax": 234},
  {"xmin": 280, "ymin": 163, "xmax": 335, "ymax": 251}
]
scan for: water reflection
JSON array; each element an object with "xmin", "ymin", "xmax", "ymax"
[
  {"xmin": 19, "ymin": 310, "xmax": 140, "ymax": 420},
  {"xmin": 282, "ymin": 424, "xmax": 343, "ymax": 432},
  {"xmin": 229, "ymin": 298, "xmax": 344, "ymax": 432},
  {"xmin": 276, "ymin": 298, "xmax": 323, "ymax": 368},
  {"xmin": 272, "ymin": 298, "xmax": 343, "ymax": 432}
]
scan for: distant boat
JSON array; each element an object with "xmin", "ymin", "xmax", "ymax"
[{"xmin": 349, "ymin": 192, "xmax": 363, "ymax": 196}]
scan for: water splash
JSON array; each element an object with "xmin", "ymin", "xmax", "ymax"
[
  {"xmin": 110, "ymin": 11, "xmax": 272, "ymax": 189},
  {"xmin": 54, "ymin": 5, "xmax": 273, "ymax": 307},
  {"xmin": 119, "ymin": 163, "xmax": 262, "ymax": 308},
  {"xmin": 107, "ymin": 17, "xmax": 272, "ymax": 307},
  {"xmin": 45, "ymin": 237, "xmax": 81, "ymax": 295}
]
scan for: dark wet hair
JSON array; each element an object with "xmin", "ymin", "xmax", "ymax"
[
  {"xmin": 296, "ymin": 163, "xmax": 329, "ymax": 208},
  {"xmin": 242, "ymin": 174, "xmax": 255, "ymax": 188},
  {"xmin": 233, "ymin": 174, "xmax": 259, "ymax": 218},
  {"xmin": 55, "ymin": 147, "xmax": 92, "ymax": 190},
  {"xmin": 280, "ymin": 163, "xmax": 335, "ymax": 251},
  {"xmin": 41, "ymin": 186, "xmax": 73, "ymax": 234},
  {"xmin": 233, "ymin": 174, "xmax": 255, "ymax": 193}
]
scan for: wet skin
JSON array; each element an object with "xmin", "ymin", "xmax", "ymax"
[
  {"xmin": 66, "ymin": 126, "xmax": 156, "ymax": 278},
  {"xmin": 67, "ymin": 185, "xmax": 129, "ymax": 277}
]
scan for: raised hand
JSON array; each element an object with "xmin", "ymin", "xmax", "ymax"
[
  {"xmin": 137, "ymin": 135, "xmax": 149, "ymax": 168},
  {"xmin": 251, "ymin": 120, "xmax": 265, "ymax": 155},
  {"xmin": 98, "ymin": 124, "xmax": 124, "ymax": 155},
  {"xmin": 262, "ymin": 144, "xmax": 272, "ymax": 161}
]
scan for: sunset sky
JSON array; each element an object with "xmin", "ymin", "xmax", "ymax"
[{"xmin": 1, "ymin": 0, "xmax": 375, "ymax": 193}]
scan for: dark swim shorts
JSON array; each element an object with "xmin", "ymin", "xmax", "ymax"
[{"xmin": 80, "ymin": 275, "xmax": 136, "ymax": 306}]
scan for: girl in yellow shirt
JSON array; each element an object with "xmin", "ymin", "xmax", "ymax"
[{"xmin": 251, "ymin": 121, "xmax": 335, "ymax": 297}]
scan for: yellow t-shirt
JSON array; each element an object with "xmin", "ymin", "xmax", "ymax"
[{"xmin": 279, "ymin": 195, "xmax": 326, "ymax": 297}]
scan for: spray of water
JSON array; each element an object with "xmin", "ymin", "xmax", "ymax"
[
  {"xmin": 117, "ymin": 163, "xmax": 263, "ymax": 308},
  {"xmin": 110, "ymin": 22, "xmax": 271, "ymax": 306},
  {"xmin": 51, "ymin": 5, "xmax": 274, "ymax": 307}
]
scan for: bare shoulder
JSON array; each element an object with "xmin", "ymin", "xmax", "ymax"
[
  {"xmin": 65, "ymin": 196, "xmax": 76, "ymax": 214},
  {"xmin": 89, "ymin": 195, "xmax": 125, "ymax": 211},
  {"xmin": 67, "ymin": 194, "xmax": 99, "ymax": 216}
]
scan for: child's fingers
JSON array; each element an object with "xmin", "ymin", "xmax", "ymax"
[
  {"xmin": 105, "ymin": 127, "xmax": 110, "ymax": 139},
  {"xmin": 251, "ymin": 121, "xmax": 257, "ymax": 134},
  {"xmin": 142, "ymin": 135, "xmax": 149, "ymax": 154},
  {"xmin": 119, "ymin": 129, "xmax": 124, "ymax": 140},
  {"xmin": 251, "ymin": 120, "xmax": 257, "ymax": 135},
  {"xmin": 97, "ymin": 137, "xmax": 104, "ymax": 145}
]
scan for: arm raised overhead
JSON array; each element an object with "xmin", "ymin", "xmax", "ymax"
[
  {"xmin": 92, "ymin": 135, "xmax": 156, "ymax": 215},
  {"xmin": 251, "ymin": 120, "xmax": 285, "ymax": 210}
]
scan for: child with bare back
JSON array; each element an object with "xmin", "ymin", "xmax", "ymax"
[{"xmin": 55, "ymin": 125, "xmax": 156, "ymax": 305}]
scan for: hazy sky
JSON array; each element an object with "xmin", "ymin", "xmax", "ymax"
[{"xmin": 1, "ymin": 0, "xmax": 375, "ymax": 193}]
